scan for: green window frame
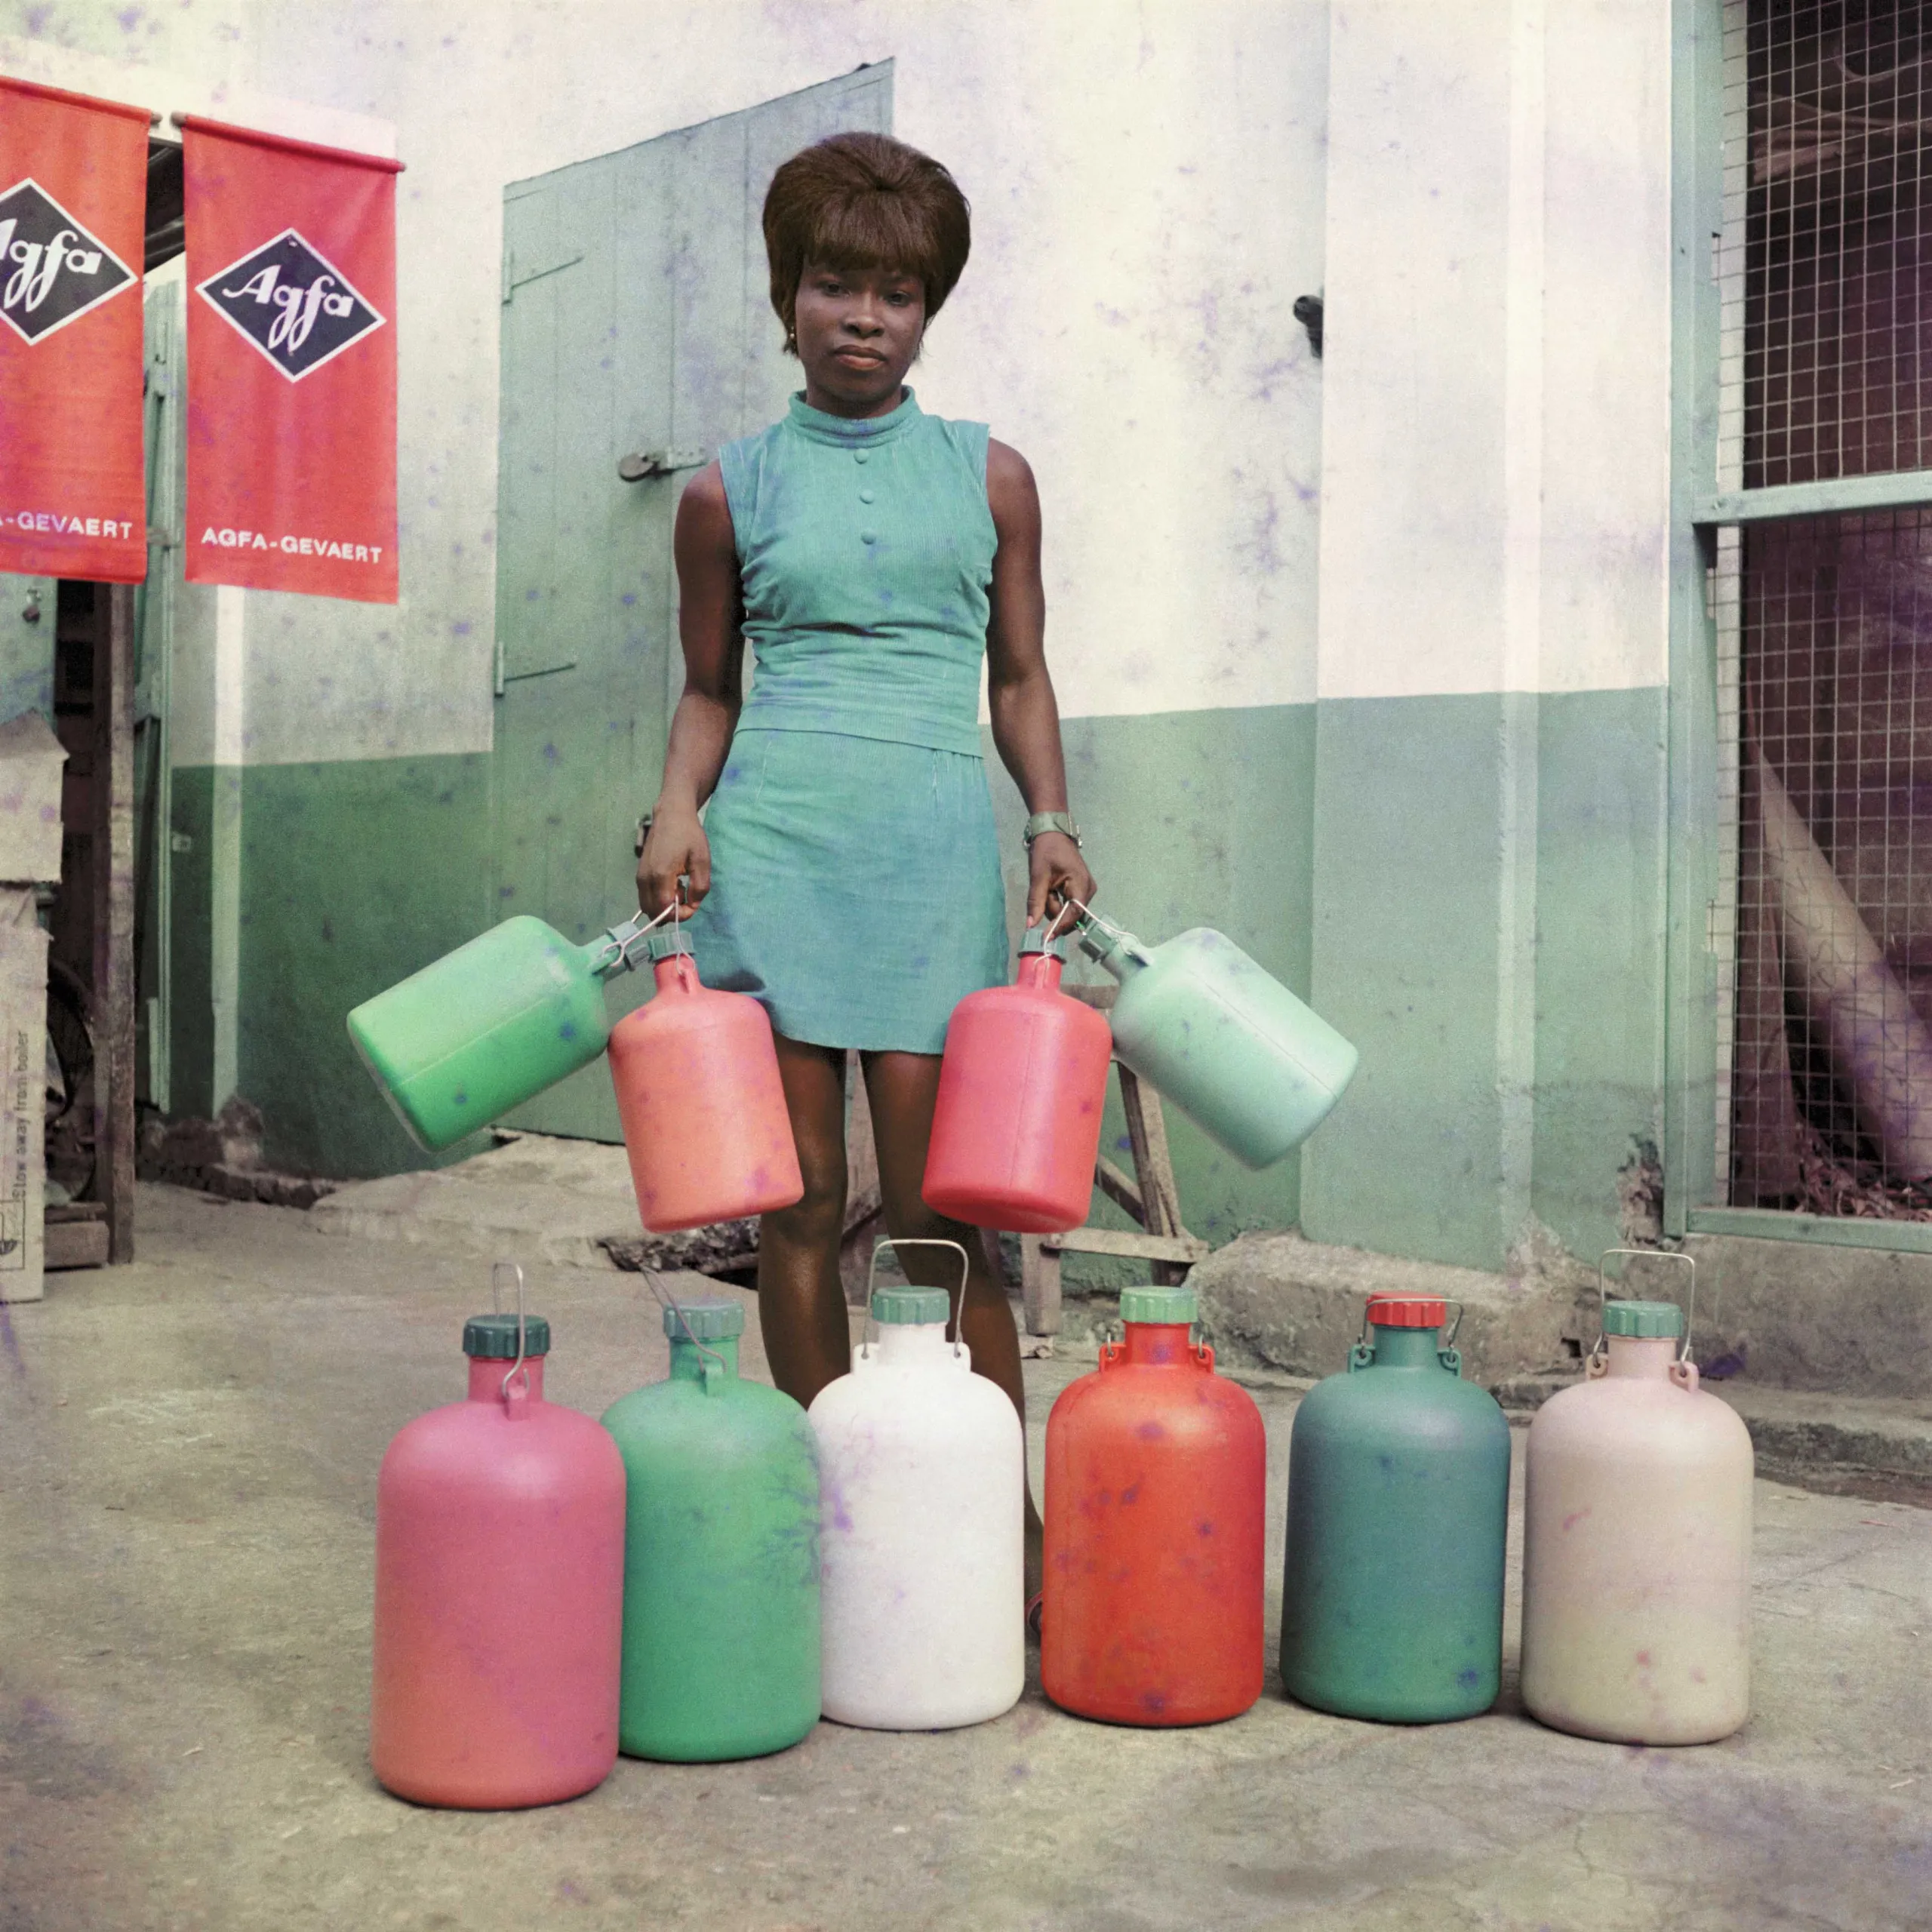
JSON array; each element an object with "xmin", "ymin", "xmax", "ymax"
[{"xmin": 1666, "ymin": 0, "xmax": 1932, "ymax": 1252}]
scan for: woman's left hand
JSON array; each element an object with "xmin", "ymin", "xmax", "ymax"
[{"xmin": 1027, "ymin": 832, "xmax": 1097, "ymax": 932}]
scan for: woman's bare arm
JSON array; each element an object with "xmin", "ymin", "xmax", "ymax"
[
  {"xmin": 637, "ymin": 462, "xmax": 743, "ymax": 917},
  {"xmin": 985, "ymin": 438, "xmax": 1097, "ymax": 927}
]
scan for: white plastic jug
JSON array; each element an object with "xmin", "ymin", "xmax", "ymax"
[
  {"xmin": 808, "ymin": 1241, "xmax": 1025, "ymax": 1730},
  {"xmin": 1521, "ymin": 1253, "xmax": 1753, "ymax": 1745}
]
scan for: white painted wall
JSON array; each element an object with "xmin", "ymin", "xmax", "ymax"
[
  {"xmin": 3, "ymin": 0, "xmax": 1331, "ymax": 759},
  {"xmin": 1315, "ymin": 0, "xmax": 1673, "ymax": 703}
]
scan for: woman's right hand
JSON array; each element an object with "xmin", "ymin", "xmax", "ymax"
[{"xmin": 637, "ymin": 804, "xmax": 711, "ymax": 919}]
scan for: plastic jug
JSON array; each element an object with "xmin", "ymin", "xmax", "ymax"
[
  {"xmin": 606, "ymin": 925, "xmax": 804, "ymax": 1232},
  {"xmin": 809, "ymin": 1241, "xmax": 1025, "ymax": 1730},
  {"xmin": 1521, "ymin": 1255, "xmax": 1752, "ymax": 1745},
  {"xmin": 349, "ymin": 906, "xmax": 669, "ymax": 1152},
  {"xmin": 1042, "ymin": 1286, "xmax": 1265, "ymax": 1725},
  {"xmin": 371, "ymin": 1277, "xmax": 626, "ymax": 1807},
  {"xmin": 599, "ymin": 1295, "xmax": 820, "ymax": 1761},
  {"xmin": 922, "ymin": 925, "xmax": 1113, "ymax": 1232},
  {"xmin": 1077, "ymin": 914, "xmax": 1358, "ymax": 1170},
  {"xmin": 1280, "ymin": 1294, "xmax": 1510, "ymax": 1722}
]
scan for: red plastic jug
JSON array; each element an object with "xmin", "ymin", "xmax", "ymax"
[
  {"xmin": 608, "ymin": 926, "xmax": 804, "ymax": 1232},
  {"xmin": 371, "ymin": 1286, "xmax": 626, "ymax": 1809},
  {"xmin": 1042, "ymin": 1286, "xmax": 1266, "ymax": 1725},
  {"xmin": 922, "ymin": 926, "xmax": 1112, "ymax": 1232}
]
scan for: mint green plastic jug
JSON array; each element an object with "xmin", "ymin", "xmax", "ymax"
[
  {"xmin": 347, "ymin": 909, "xmax": 663, "ymax": 1151},
  {"xmin": 1078, "ymin": 915, "xmax": 1358, "ymax": 1169},
  {"xmin": 601, "ymin": 1297, "xmax": 820, "ymax": 1762}
]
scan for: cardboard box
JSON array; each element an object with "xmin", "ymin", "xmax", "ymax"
[
  {"xmin": 0, "ymin": 712, "xmax": 67, "ymax": 887},
  {"xmin": 0, "ymin": 889, "xmax": 48, "ymax": 1301}
]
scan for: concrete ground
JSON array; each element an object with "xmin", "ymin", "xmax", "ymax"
[{"xmin": 2, "ymin": 1186, "xmax": 1928, "ymax": 1932}]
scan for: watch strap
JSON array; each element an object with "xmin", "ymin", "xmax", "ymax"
[{"xmin": 1023, "ymin": 811, "xmax": 1081, "ymax": 848}]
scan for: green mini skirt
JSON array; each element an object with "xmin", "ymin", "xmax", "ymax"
[{"xmin": 689, "ymin": 727, "xmax": 1011, "ymax": 1055}]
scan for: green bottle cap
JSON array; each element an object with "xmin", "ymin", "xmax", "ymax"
[
  {"xmin": 1119, "ymin": 1287, "xmax": 1197, "ymax": 1326},
  {"xmin": 1601, "ymin": 1298, "xmax": 1683, "ymax": 1340},
  {"xmin": 463, "ymin": 1313, "xmax": 552, "ymax": 1358},
  {"xmin": 872, "ymin": 1286, "xmax": 952, "ymax": 1326},
  {"xmin": 662, "ymin": 1298, "xmax": 744, "ymax": 1342}
]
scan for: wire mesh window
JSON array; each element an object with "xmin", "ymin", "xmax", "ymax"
[
  {"xmin": 1727, "ymin": 4, "xmax": 1932, "ymax": 1215},
  {"xmin": 1746, "ymin": 1, "xmax": 1932, "ymax": 486}
]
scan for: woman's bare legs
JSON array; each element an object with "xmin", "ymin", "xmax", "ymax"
[
  {"xmin": 755, "ymin": 1034, "xmax": 853, "ymax": 1411},
  {"xmin": 863, "ymin": 1048, "xmax": 1044, "ymax": 1598}
]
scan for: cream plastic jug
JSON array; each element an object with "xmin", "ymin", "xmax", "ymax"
[
  {"xmin": 1521, "ymin": 1253, "xmax": 1753, "ymax": 1745},
  {"xmin": 808, "ymin": 1241, "xmax": 1025, "ymax": 1731}
]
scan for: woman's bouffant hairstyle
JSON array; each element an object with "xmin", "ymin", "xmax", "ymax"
[{"xmin": 762, "ymin": 132, "xmax": 971, "ymax": 355}]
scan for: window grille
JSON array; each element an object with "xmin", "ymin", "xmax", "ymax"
[{"xmin": 1720, "ymin": 0, "xmax": 1932, "ymax": 1217}]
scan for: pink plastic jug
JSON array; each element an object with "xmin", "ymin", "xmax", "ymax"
[
  {"xmin": 922, "ymin": 926, "xmax": 1112, "ymax": 1232},
  {"xmin": 371, "ymin": 1281, "xmax": 626, "ymax": 1808},
  {"xmin": 607, "ymin": 926, "xmax": 804, "ymax": 1232}
]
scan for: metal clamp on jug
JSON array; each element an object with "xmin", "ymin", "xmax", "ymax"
[{"xmin": 1070, "ymin": 903, "xmax": 1359, "ymax": 1170}]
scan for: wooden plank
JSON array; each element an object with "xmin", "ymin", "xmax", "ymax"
[
  {"xmin": 1041, "ymin": 1226, "xmax": 1210, "ymax": 1264},
  {"xmin": 1020, "ymin": 1232, "xmax": 1061, "ymax": 1337},
  {"xmin": 1094, "ymin": 1151, "xmax": 1144, "ymax": 1224},
  {"xmin": 94, "ymin": 584, "xmax": 137, "ymax": 1264}
]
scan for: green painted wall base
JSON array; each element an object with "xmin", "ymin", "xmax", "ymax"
[
  {"xmin": 171, "ymin": 755, "xmax": 495, "ymax": 1179},
  {"xmin": 1302, "ymin": 687, "xmax": 1668, "ymax": 1275}
]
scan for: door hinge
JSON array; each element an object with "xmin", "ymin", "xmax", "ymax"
[{"xmin": 618, "ymin": 446, "xmax": 706, "ymax": 483}]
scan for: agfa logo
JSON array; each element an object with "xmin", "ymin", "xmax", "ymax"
[
  {"xmin": 0, "ymin": 179, "xmax": 136, "ymax": 345},
  {"xmin": 197, "ymin": 229, "xmax": 384, "ymax": 381}
]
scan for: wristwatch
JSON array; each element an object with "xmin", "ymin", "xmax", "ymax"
[{"xmin": 1023, "ymin": 811, "xmax": 1081, "ymax": 848}]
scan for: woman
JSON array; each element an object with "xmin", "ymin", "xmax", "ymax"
[{"xmin": 637, "ymin": 132, "xmax": 1094, "ymax": 1594}]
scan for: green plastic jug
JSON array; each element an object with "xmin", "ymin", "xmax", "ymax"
[
  {"xmin": 599, "ymin": 1297, "xmax": 821, "ymax": 1762},
  {"xmin": 1077, "ymin": 915, "xmax": 1357, "ymax": 1169},
  {"xmin": 347, "ymin": 909, "xmax": 664, "ymax": 1151},
  {"xmin": 1280, "ymin": 1294, "xmax": 1510, "ymax": 1722}
]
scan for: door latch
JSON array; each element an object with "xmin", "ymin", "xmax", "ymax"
[{"xmin": 617, "ymin": 446, "xmax": 706, "ymax": 483}]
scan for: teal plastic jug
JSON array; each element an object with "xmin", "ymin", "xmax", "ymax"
[
  {"xmin": 1280, "ymin": 1295, "xmax": 1510, "ymax": 1722},
  {"xmin": 599, "ymin": 1297, "xmax": 821, "ymax": 1762},
  {"xmin": 348, "ymin": 909, "xmax": 664, "ymax": 1151},
  {"xmin": 1077, "ymin": 915, "xmax": 1356, "ymax": 1169}
]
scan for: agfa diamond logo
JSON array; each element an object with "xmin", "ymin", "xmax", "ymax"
[
  {"xmin": 0, "ymin": 179, "xmax": 136, "ymax": 345},
  {"xmin": 197, "ymin": 229, "xmax": 385, "ymax": 381}
]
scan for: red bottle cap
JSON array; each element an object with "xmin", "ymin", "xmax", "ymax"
[{"xmin": 1364, "ymin": 1295, "xmax": 1445, "ymax": 1329}]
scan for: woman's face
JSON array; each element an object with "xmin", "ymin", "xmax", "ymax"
[{"xmin": 792, "ymin": 260, "xmax": 926, "ymax": 417}]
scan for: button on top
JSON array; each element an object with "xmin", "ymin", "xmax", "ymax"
[
  {"xmin": 859, "ymin": 488, "xmax": 875, "ymax": 504},
  {"xmin": 854, "ymin": 450, "xmax": 870, "ymax": 464}
]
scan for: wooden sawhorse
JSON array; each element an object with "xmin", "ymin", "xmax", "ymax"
[{"xmin": 1019, "ymin": 983, "xmax": 1208, "ymax": 1337}]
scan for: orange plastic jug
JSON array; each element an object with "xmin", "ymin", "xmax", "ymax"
[
  {"xmin": 607, "ymin": 926, "xmax": 804, "ymax": 1232},
  {"xmin": 922, "ymin": 926, "xmax": 1112, "ymax": 1233},
  {"xmin": 1041, "ymin": 1287, "xmax": 1266, "ymax": 1725}
]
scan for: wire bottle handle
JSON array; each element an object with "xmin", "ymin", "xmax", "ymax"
[
  {"xmin": 491, "ymin": 1260, "xmax": 532, "ymax": 1414},
  {"xmin": 641, "ymin": 1266, "xmax": 730, "ymax": 1391},
  {"xmin": 1593, "ymin": 1248, "xmax": 1697, "ymax": 1383},
  {"xmin": 860, "ymin": 1237, "xmax": 971, "ymax": 1362}
]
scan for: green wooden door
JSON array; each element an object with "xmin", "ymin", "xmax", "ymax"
[{"xmin": 491, "ymin": 64, "xmax": 893, "ymax": 1140}]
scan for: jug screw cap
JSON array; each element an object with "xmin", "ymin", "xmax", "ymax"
[
  {"xmin": 662, "ymin": 1298, "xmax": 743, "ymax": 1342},
  {"xmin": 463, "ymin": 1312, "xmax": 552, "ymax": 1358},
  {"xmin": 1364, "ymin": 1294, "xmax": 1447, "ymax": 1329},
  {"xmin": 872, "ymin": 1285, "xmax": 952, "ymax": 1326},
  {"xmin": 1601, "ymin": 1298, "xmax": 1683, "ymax": 1340},
  {"xmin": 1119, "ymin": 1287, "xmax": 1197, "ymax": 1326}
]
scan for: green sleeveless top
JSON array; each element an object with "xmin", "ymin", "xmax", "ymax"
[{"xmin": 717, "ymin": 389, "xmax": 996, "ymax": 755}]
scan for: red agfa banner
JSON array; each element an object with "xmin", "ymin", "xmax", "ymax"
[
  {"xmin": 183, "ymin": 117, "xmax": 401, "ymax": 602},
  {"xmin": 0, "ymin": 77, "xmax": 150, "ymax": 584}
]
